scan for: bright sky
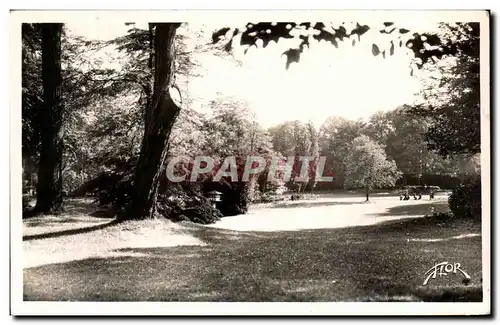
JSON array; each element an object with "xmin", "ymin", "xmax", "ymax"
[{"xmin": 67, "ymin": 21, "xmax": 440, "ymax": 128}]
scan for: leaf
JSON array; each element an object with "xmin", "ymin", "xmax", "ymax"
[
  {"xmin": 212, "ymin": 27, "xmax": 231, "ymax": 44},
  {"xmin": 372, "ymin": 44, "xmax": 380, "ymax": 56},
  {"xmin": 351, "ymin": 23, "xmax": 370, "ymax": 37},
  {"xmin": 390, "ymin": 41, "xmax": 395, "ymax": 56},
  {"xmin": 387, "ymin": 27, "xmax": 396, "ymax": 34},
  {"xmin": 282, "ymin": 48, "xmax": 301, "ymax": 69},
  {"xmin": 224, "ymin": 40, "xmax": 232, "ymax": 52},
  {"xmin": 352, "ymin": 39, "xmax": 356, "ymax": 47},
  {"xmin": 399, "ymin": 28, "xmax": 410, "ymax": 34}
]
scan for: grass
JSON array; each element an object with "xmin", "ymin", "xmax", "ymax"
[
  {"xmin": 23, "ymin": 197, "xmax": 114, "ymax": 238},
  {"xmin": 23, "ymin": 195, "xmax": 482, "ymax": 302}
]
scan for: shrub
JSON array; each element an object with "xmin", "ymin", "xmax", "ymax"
[
  {"xmin": 155, "ymin": 189, "xmax": 222, "ymax": 224},
  {"xmin": 448, "ymin": 176, "xmax": 481, "ymax": 219},
  {"xmin": 257, "ymin": 192, "xmax": 284, "ymax": 203},
  {"xmin": 216, "ymin": 182, "xmax": 249, "ymax": 216}
]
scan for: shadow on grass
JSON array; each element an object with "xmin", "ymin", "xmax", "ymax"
[
  {"xmin": 368, "ymin": 201, "xmax": 449, "ymax": 218},
  {"xmin": 24, "ymin": 216, "xmax": 482, "ymax": 302},
  {"xmin": 61, "ymin": 198, "xmax": 98, "ymax": 214},
  {"xmin": 24, "ymin": 214, "xmax": 114, "ymax": 228},
  {"xmin": 25, "ymin": 198, "xmax": 88, "ymax": 216},
  {"xmin": 23, "ymin": 219, "xmax": 119, "ymax": 242}
]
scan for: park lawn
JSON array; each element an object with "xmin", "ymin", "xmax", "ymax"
[{"xmin": 23, "ymin": 209, "xmax": 482, "ymax": 302}]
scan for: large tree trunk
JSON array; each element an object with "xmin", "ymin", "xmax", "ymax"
[
  {"xmin": 32, "ymin": 23, "xmax": 64, "ymax": 215},
  {"xmin": 120, "ymin": 23, "xmax": 181, "ymax": 220}
]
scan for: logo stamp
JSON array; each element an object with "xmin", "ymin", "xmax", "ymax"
[{"xmin": 423, "ymin": 262, "xmax": 471, "ymax": 286}]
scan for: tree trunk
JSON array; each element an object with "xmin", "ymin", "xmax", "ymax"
[
  {"xmin": 121, "ymin": 23, "xmax": 181, "ymax": 221},
  {"xmin": 365, "ymin": 187, "xmax": 370, "ymax": 202},
  {"xmin": 33, "ymin": 23, "xmax": 64, "ymax": 215}
]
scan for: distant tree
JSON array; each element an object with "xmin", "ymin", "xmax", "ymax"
[
  {"xmin": 168, "ymin": 107, "xmax": 208, "ymax": 157},
  {"xmin": 365, "ymin": 111, "xmax": 394, "ymax": 145},
  {"xmin": 304, "ymin": 121, "xmax": 320, "ymax": 191},
  {"xmin": 385, "ymin": 106, "xmax": 430, "ymax": 183},
  {"xmin": 318, "ymin": 117, "xmax": 367, "ymax": 189},
  {"xmin": 268, "ymin": 120, "xmax": 318, "ymax": 192},
  {"xmin": 343, "ymin": 135, "xmax": 401, "ymax": 201},
  {"xmin": 365, "ymin": 106, "xmax": 466, "ymax": 185},
  {"xmin": 204, "ymin": 100, "xmax": 268, "ymax": 156}
]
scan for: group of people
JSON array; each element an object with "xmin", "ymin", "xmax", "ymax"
[{"xmin": 399, "ymin": 185, "xmax": 435, "ymax": 201}]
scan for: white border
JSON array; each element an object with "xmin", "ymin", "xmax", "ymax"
[{"xmin": 9, "ymin": 9, "xmax": 491, "ymax": 316}]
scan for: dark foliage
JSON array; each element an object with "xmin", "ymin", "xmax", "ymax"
[
  {"xmin": 395, "ymin": 173, "xmax": 462, "ymax": 189},
  {"xmin": 203, "ymin": 181, "xmax": 249, "ymax": 217},
  {"xmin": 212, "ymin": 21, "xmax": 472, "ymax": 70},
  {"xmin": 411, "ymin": 23, "xmax": 480, "ymax": 157},
  {"xmin": 448, "ymin": 176, "xmax": 481, "ymax": 219},
  {"xmin": 213, "ymin": 22, "xmax": 370, "ymax": 69},
  {"xmin": 22, "ymin": 23, "xmax": 43, "ymax": 164},
  {"xmin": 155, "ymin": 184, "xmax": 222, "ymax": 224}
]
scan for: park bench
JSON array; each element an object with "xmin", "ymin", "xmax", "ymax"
[{"xmin": 399, "ymin": 185, "xmax": 440, "ymax": 200}]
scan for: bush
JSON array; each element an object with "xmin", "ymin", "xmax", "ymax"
[
  {"xmin": 155, "ymin": 188, "xmax": 222, "ymax": 224},
  {"xmin": 448, "ymin": 176, "xmax": 481, "ymax": 219},
  {"xmin": 216, "ymin": 182, "xmax": 249, "ymax": 216},
  {"xmin": 257, "ymin": 192, "xmax": 284, "ymax": 203}
]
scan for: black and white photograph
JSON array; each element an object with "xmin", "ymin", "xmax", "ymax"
[{"xmin": 10, "ymin": 9, "xmax": 490, "ymax": 316}]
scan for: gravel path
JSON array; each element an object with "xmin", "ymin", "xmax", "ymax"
[{"xmin": 207, "ymin": 194, "xmax": 450, "ymax": 231}]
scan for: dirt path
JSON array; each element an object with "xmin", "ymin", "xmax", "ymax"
[{"xmin": 207, "ymin": 194, "xmax": 450, "ymax": 231}]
